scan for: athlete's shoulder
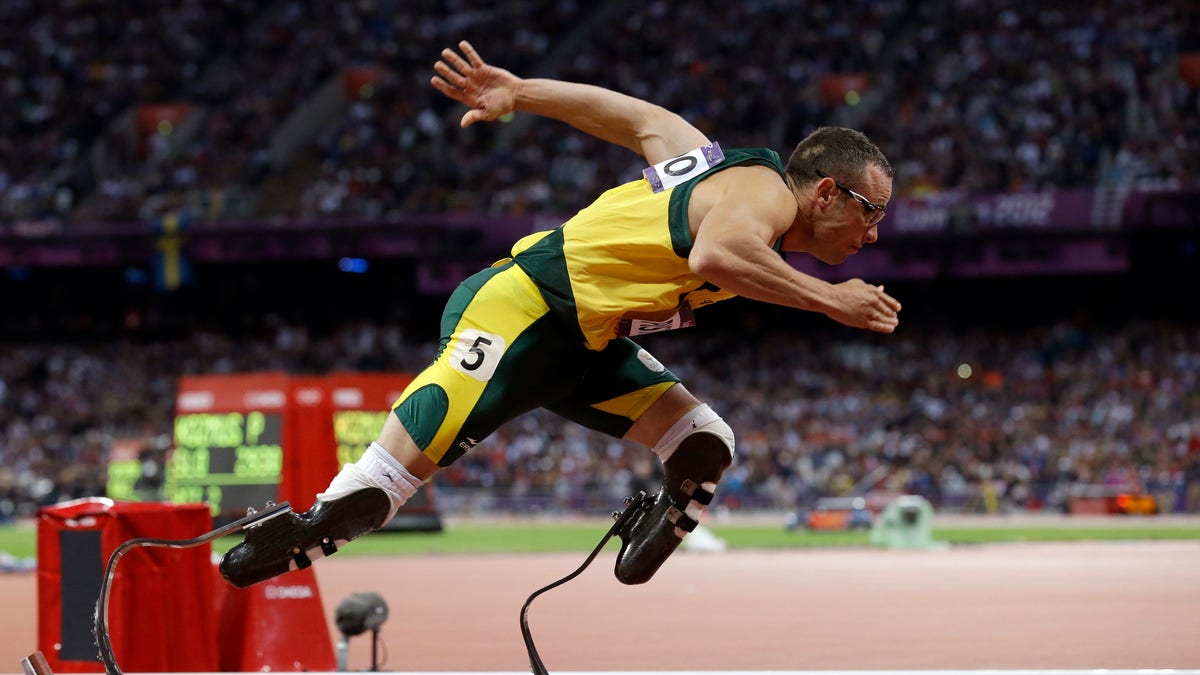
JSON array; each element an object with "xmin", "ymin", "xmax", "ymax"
[
  {"xmin": 703, "ymin": 147, "xmax": 789, "ymax": 193},
  {"xmin": 691, "ymin": 155, "xmax": 796, "ymax": 229},
  {"xmin": 722, "ymin": 147, "xmax": 785, "ymax": 172}
]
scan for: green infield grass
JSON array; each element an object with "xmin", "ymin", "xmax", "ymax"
[
  {"xmin": 328, "ymin": 521, "xmax": 1200, "ymax": 556},
  {"xmin": 2, "ymin": 518, "xmax": 1197, "ymax": 560}
]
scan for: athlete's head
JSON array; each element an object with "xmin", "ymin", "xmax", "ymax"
[
  {"xmin": 786, "ymin": 127, "xmax": 894, "ymax": 264},
  {"xmin": 786, "ymin": 126, "xmax": 893, "ymax": 194}
]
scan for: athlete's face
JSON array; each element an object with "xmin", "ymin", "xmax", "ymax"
[{"xmin": 810, "ymin": 165, "xmax": 891, "ymax": 265}]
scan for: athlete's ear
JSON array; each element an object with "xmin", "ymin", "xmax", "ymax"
[{"xmin": 815, "ymin": 176, "xmax": 838, "ymax": 206}]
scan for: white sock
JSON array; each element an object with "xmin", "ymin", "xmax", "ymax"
[{"xmin": 317, "ymin": 442, "xmax": 423, "ymax": 521}]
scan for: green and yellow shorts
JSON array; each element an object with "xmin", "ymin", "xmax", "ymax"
[{"xmin": 391, "ymin": 262, "xmax": 680, "ymax": 467}]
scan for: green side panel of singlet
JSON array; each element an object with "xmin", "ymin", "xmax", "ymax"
[{"xmin": 510, "ymin": 227, "xmax": 587, "ymax": 343}]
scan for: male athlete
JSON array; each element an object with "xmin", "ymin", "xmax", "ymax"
[{"xmin": 220, "ymin": 41, "xmax": 900, "ymax": 587}]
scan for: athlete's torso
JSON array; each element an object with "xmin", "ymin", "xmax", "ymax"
[{"xmin": 508, "ymin": 146, "xmax": 787, "ymax": 350}]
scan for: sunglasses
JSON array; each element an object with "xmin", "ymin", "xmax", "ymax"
[{"xmin": 815, "ymin": 169, "xmax": 887, "ymax": 226}]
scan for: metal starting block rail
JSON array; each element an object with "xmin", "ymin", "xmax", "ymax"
[{"xmin": 92, "ymin": 501, "xmax": 293, "ymax": 675}]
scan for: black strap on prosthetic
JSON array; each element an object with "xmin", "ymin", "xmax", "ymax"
[
  {"xmin": 664, "ymin": 478, "xmax": 716, "ymax": 532},
  {"xmin": 665, "ymin": 505, "xmax": 699, "ymax": 532},
  {"xmin": 681, "ymin": 479, "xmax": 715, "ymax": 505},
  {"xmin": 519, "ymin": 491, "xmax": 649, "ymax": 675},
  {"xmin": 290, "ymin": 536, "xmax": 338, "ymax": 569},
  {"xmin": 321, "ymin": 536, "xmax": 338, "ymax": 556}
]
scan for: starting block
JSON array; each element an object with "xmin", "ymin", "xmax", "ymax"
[{"xmin": 94, "ymin": 502, "xmax": 300, "ymax": 675}]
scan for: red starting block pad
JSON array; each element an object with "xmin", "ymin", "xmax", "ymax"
[
  {"xmin": 213, "ymin": 564, "xmax": 335, "ymax": 672},
  {"xmin": 37, "ymin": 499, "xmax": 217, "ymax": 673}
]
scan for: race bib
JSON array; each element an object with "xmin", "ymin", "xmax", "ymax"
[
  {"xmin": 643, "ymin": 142, "xmax": 725, "ymax": 193},
  {"xmin": 449, "ymin": 329, "xmax": 507, "ymax": 382},
  {"xmin": 617, "ymin": 302, "xmax": 697, "ymax": 337}
]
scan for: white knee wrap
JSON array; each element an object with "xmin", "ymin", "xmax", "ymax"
[{"xmin": 651, "ymin": 403, "xmax": 736, "ymax": 464}]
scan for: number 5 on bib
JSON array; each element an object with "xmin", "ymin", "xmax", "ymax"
[{"xmin": 450, "ymin": 329, "xmax": 507, "ymax": 381}]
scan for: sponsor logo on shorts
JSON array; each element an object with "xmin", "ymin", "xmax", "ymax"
[{"xmin": 637, "ymin": 349, "xmax": 666, "ymax": 373}]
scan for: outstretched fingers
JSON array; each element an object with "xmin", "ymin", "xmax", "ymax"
[
  {"xmin": 431, "ymin": 45, "xmax": 476, "ymax": 108},
  {"xmin": 871, "ymin": 285, "xmax": 901, "ymax": 332},
  {"xmin": 434, "ymin": 41, "xmax": 487, "ymax": 89},
  {"xmin": 459, "ymin": 40, "xmax": 485, "ymax": 68},
  {"xmin": 430, "ymin": 41, "xmax": 516, "ymax": 128},
  {"xmin": 442, "ymin": 45, "xmax": 473, "ymax": 76},
  {"xmin": 434, "ymin": 60, "xmax": 466, "ymax": 88},
  {"xmin": 877, "ymin": 285, "xmax": 902, "ymax": 313}
]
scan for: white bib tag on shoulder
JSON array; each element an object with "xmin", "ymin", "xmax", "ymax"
[{"xmin": 642, "ymin": 142, "xmax": 725, "ymax": 193}]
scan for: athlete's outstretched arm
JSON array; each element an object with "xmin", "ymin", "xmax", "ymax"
[
  {"xmin": 688, "ymin": 168, "xmax": 902, "ymax": 334},
  {"xmin": 431, "ymin": 40, "xmax": 707, "ymax": 164}
]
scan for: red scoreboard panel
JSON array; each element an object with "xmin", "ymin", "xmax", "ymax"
[
  {"xmin": 163, "ymin": 372, "xmax": 440, "ymax": 530},
  {"xmin": 324, "ymin": 372, "xmax": 442, "ymax": 531}
]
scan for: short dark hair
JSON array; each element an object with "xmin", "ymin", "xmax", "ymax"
[{"xmin": 785, "ymin": 126, "xmax": 893, "ymax": 189}]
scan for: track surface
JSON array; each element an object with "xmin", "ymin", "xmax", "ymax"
[
  {"xmin": 319, "ymin": 541, "xmax": 1200, "ymax": 671},
  {"xmin": 4, "ymin": 539, "xmax": 1198, "ymax": 671}
]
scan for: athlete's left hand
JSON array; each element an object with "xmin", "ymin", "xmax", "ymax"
[{"xmin": 431, "ymin": 40, "xmax": 521, "ymax": 128}]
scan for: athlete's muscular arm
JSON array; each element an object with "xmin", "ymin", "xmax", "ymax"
[
  {"xmin": 689, "ymin": 168, "xmax": 901, "ymax": 334},
  {"xmin": 431, "ymin": 41, "xmax": 707, "ymax": 164}
]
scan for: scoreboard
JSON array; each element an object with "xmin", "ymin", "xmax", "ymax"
[
  {"xmin": 165, "ymin": 373, "xmax": 291, "ymax": 518},
  {"xmin": 149, "ymin": 372, "xmax": 440, "ymax": 530},
  {"xmin": 333, "ymin": 409, "xmax": 389, "ymax": 468},
  {"xmin": 168, "ymin": 409, "xmax": 283, "ymax": 515}
]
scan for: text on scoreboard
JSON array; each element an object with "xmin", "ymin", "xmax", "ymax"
[{"xmin": 166, "ymin": 410, "xmax": 283, "ymax": 516}]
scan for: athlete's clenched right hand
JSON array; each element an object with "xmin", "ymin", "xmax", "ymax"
[{"xmin": 826, "ymin": 279, "xmax": 901, "ymax": 333}]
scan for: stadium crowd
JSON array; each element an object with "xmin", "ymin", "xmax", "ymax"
[
  {"xmin": 1, "ymin": 310, "xmax": 1198, "ymax": 521},
  {"xmin": 1, "ymin": 0, "xmax": 587, "ymax": 224},
  {"xmin": 263, "ymin": 0, "xmax": 1200, "ymax": 217},
  {"xmin": 2, "ymin": 0, "xmax": 1196, "ymax": 225},
  {"xmin": 1, "ymin": 2, "xmax": 1198, "ymax": 522}
]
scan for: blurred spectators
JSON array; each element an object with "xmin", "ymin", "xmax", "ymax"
[
  {"xmin": 1, "ymin": 313, "xmax": 1197, "ymax": 518},
  {"xmin": 0, "ymin": 0, "xmax": 587, "ymax": 225},
  {"xmin": 279, "ymin": 0, "xmax": 1200, "ymax": 216},
  {"xmin": 0, "ymin": 0, "xmax": 264, "ymax": 224},
  {"xmin": 2, "ymin": 1, "xmax": 1196, "ymax": 225},
  {"xmin": 1, "ymin": 1, "xmax": 1197, "ymax": 519}
]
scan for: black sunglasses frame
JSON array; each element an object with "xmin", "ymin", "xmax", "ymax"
[{"xmin": 815, "ymin": 169, "xmax": 887, "ymax": 225}]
